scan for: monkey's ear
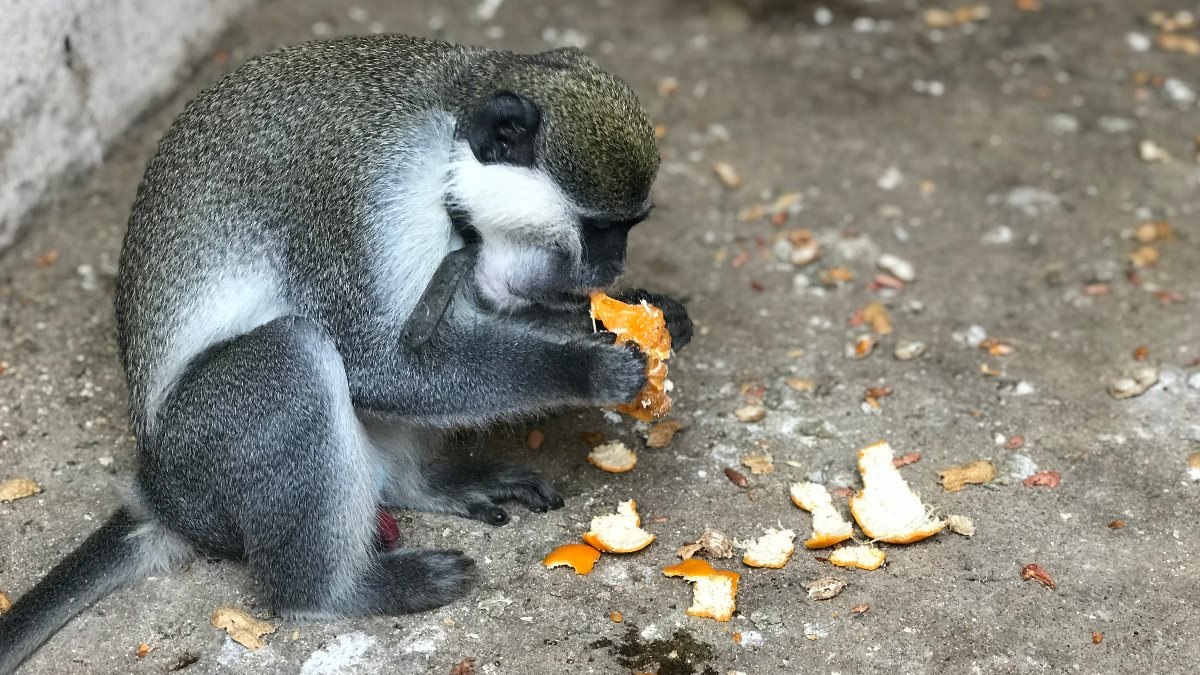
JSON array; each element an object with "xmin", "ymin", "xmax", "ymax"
[{"xmin": 459, "ymin": 91, "xmax": 541, "ymax": 167}]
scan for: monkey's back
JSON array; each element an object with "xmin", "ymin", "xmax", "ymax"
[{"xmin": 116, "ymin": 35, "xmax": 489, "ymax": 437}]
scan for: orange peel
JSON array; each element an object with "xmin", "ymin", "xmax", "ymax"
[
  {"xmin": 542, "ymin": 543, "xmax": 602, "ymax": 575},
  {"xmin": 586, "ymin": 441, "xmax": 638, "ymax": 473},
  {"xmin": 789, "ymin": 482, "xmax": 854, "ymax": 549},
  {"xmin": 740, "ymin": 528, "xmax": 796, "ymax": 569},
  {"xmin": 582, "ymin": 500, "xmax": 655, "ymax": 553},
  {"xmin": 663, "ymin": 559, "xmax": 740, "ymax": 622},
  {"xmin": 829, "ymin": 545, "xmax": 887, "ymax": 570},
  {"xmin": 589, "ymin": 292, "xmax": 672, "ymax": 421},
  {"xmin": 849, "ymin": 441, "xmax": 945, "ymax": 544}
]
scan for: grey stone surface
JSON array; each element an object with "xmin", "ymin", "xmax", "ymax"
[
  {"xmin": 0, "ymin": 0, "xmax": 256, "ymax": 249},
  {"xmin": 1, "ymin": 1, "xmax": 1198, "ymax": 673}
]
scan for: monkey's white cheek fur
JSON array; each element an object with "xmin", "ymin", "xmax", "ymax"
[
  {"xmin": 474, "ymin": 245, "xmax": 557, "ymax": 308},
  {"xmin": 445, "ymin": 142, "xmax": 580, "ymax": 253}
]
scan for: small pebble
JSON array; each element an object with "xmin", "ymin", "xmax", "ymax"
[
  {"xmin": 1138, "ymin": 140, "xmax": 1171, "ymax": 163},
  {"xmin": 713, "ymin": 162, "xmax": 743, "ymax": 189},
  {"xmin": 877, "ymin": 167, "xmax": 903, "ymax": 191},
  {"xmin": 734, "ymin": 405, "xmax": 765, "ymax": 423},
  {"xmin": 1108, "ymin": 367, "xmax": 1159, "ymax": 399},
  {"xmin": 893, "ymin": 341, "xmax": 927, "ymax": 361},
  {"xmin": 877, "ymin": 253, "xmax": 915, "ymax": 282},
  {"xmin": 1125, "ymin": 32, "xmax": 1151, "ymax": 52}
]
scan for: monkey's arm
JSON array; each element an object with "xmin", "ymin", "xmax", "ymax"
[{"xmin": 346, "ymin": 321, "xmax": 646, "ymax": 424}]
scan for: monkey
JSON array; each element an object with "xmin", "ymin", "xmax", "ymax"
[{"xmin": 0, "ymin": 35, "xmax": 693, "ymax": 673}]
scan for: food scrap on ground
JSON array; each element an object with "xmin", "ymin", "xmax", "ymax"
[
  {"xmin": 740, "ymin": 454, "xmax": 774, "ymax": 475},
  {"xmin": 542, "ymin": 543, "xmax": 602, "ymax": 575},
  {"xmin": 847, "ymin": 335, "xmax": 875, "ymax": 359},
  {"xmin": 589, "ymin": 292, "xmax": 673, "ymax": 421},
  {"xmin": 677, "ymin": 528, "xmax": 734, "ymax": 560},
  {"xmin": 712, "ymin": 161, "xmax": 743, "ymax": 189},
  {"xmin": 734, "ymin": 405, "xmax": 766, "ymax": 423},
  {"xmin": 644, "ymin": 420, "xmax": 682, "ymax": 448},
  {"xmin": 790, "ymin": 482, "xmax": 855, "ymax": 549},
  {"xmin": 449, "ymin": 657, "xmax": 477, "ymax": 675},
  {"xmin": 829, "ymin": 545, "xmax": 887, "ymax": 571},
  {"xmin": 587, "ymin": 440, "xmax": 638, "ymax": 473},
  {"xmin": 862, "ymin": 301, "xmax": 893, "ymax": 335},
  {"xmin": 1020, "ymin": 563, "xmax": 1056, "ymax": 589},
  {"xmin": 805, "ymin": 577, "xmax": 847, "ymax": 600},
  {"xmin": 0, "ymin": 591, "xmax": 11, "ymax": 614},
  {"xmin": 739, "ymin": 528, "xmax": 796, "ymax": 569},
  {"xmin": 0, "ymin": 478, "xmax": 42, "ymax": 502},
  {"xmin": 1108, "ymin": 366, "xmax": 1159, "ymax": 399},
  {"xmin": 210, "ymin": 607, "xmax": 275, "ymax": 650},
  {"xmin": 135, "ymin": 643, "xmax": 153, "ymax": 658},
  {"xmin": 946, "ymin": 515, "xmax": 976, "ymax": 537},
  {"xmin": 894, "ymin": 340, "xmax": 927, "ymax": 360},
  {"xmin": 583, "ymin": 500, "xmax": 656, "ymax": 553},
  {"xmin": 662, "ymin": 558, "xmax": 740, "ymax": 622},
  {"xmin": 937, "ymin": 460, "xmax": 997, "ymax": 492},
  {"xmin": 849, "ymin": 442, "xmax": 946, "ymax": 543},
  {"xmin": 724, "ymin": 467, "xmax": 751, "ymax": 488},
  {"xmin": 1023, "ymin": 471, "xmax": 1061, "ymax": 488}
]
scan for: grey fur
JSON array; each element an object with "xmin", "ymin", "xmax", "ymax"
[{"xmin": 0, "ymin": 35, "xmax": 689, "ymax": 673}]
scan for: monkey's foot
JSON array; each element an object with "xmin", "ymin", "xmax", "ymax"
[
  {"xmin": 353, "ymin": 549, "xmax": 475, "ymax": 615},
  {"xmin": 434, "ymin": 462, "xmax": 565, "ymax": 527}
]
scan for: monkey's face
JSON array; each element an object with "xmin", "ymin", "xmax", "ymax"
[{"xmin": 449, "ymin": 53, "xmax": 658, "ymax": 309}]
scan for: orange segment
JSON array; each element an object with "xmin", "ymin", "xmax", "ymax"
[
  {"xmin": 542, "ymin": 543, "xmax": 602, "ymax": 575},
  {"xmin": 589, "ymin": 292, "xmax": 673, "ymax": 421},
  {"xmin": 589, "ymin": 292, "xmax": 671, "ymax": 359}
]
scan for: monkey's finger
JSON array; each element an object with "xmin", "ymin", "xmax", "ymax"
[{"xmin": 582, "ymin": 330, "xmax": 620, "ymax": 345}]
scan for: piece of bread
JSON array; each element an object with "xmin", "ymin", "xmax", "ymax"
[
  {"xmin": 587, "ymin": 441, "xmax": 638, "ymax": 473},
  {"xmin": 849, "ymin": 441, "xmax": 945, "ymax": 543},
  {"xmin": 582, "ymin": 500, "xmax": 656, "ymax": 553},
  {"xmin": 829, "ymin": 544, "xmax": 886, "ymax": 570},
  {"xmin": 789, "ymin": 482, "xmax": 854, "ymax": 549},
  {"xmin": 589, "ymin": 292, "xmax": 672, "ymax": 421},
  {"xmin": 740, "ymin": 528, "xmax": 796, "ymax": 568},
  {"xmin": 542, "ymin": 543, "xmax": 602, "ymax": 575},
  {"xmin": 663, "ymin": 559, "xmax": 740, "ymax": 622}
]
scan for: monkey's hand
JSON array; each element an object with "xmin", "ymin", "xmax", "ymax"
[
  {"xmin": 611, "ymin": 289, "xmax": 694, "ymax": 351},
  {"xmin": 574, "ymin": 331, "xmax": 649, "ymax": 405}
]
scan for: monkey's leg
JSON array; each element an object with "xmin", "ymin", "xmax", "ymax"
[
  {"xmin": 364, "ymin": 422, "xmax": 563, "ymax": 527},
  {"xmin": 148, "ymin": 317, "xmax": 472, "ymax": 617}
]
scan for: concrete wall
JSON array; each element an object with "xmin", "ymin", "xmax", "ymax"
[{"xmin": 0, "ymin": 0, "xmax": 256, "ymax": 250}]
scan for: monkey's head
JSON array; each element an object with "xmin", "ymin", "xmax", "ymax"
[{"xmin": 448, "ymin": 48, "xmax": 659, "ymax": 309}]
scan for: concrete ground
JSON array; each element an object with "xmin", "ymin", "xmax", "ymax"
[{"xmin": 2, "ymin": 0, "xmax": 1199, "ymax": 673}]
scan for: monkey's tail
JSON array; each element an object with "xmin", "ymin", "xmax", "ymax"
[{"xmin": 0, "ymin": 507, "xmax": 189, "ymax": 674}]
